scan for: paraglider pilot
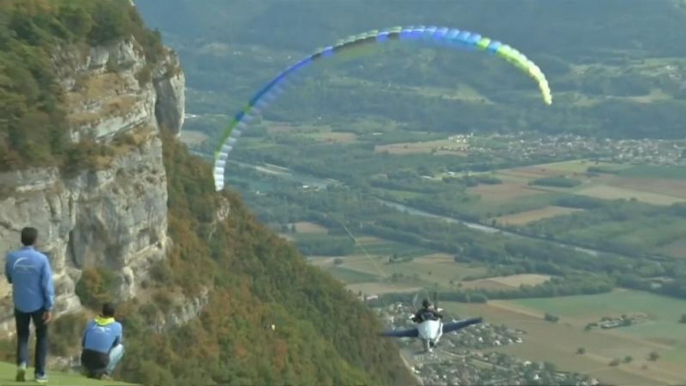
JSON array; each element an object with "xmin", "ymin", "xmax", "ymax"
[
  {"xmin": 412, "ymin": 298, "xmax": 443, "ymax": 323},
  {"xmin": 81, "ymin": 303, "xmax": 125, "ymax": 380}
]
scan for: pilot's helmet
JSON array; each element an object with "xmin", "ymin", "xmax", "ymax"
[{"xmin": 422, "ymin": 298, "xmax": 431, "ymax": 308}]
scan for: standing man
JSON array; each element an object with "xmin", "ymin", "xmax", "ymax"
[
  {"xmin": 4, "ymin": 227, "xmax": 55, "ymax": 383},
  {"xmin": 81, "ymin": 303, "xmax": 124, "ymax": 380}
]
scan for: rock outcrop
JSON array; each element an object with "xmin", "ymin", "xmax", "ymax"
[
  {"xmin": 153, "ymin": 50, "xmax": 186, "ymax": 136},
  {"xmin": 150, "ymin": 287, "xmax": 210, "ymax": 333},
  {"xmin": 0, "ymin": 36, "xmax": 185, "ymax": 334}
]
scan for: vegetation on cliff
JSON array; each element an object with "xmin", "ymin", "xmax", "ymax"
[
  {"xmin": 98, "ymin": 134, "xmax": 414, "ymax": 385},
  {"xmin": 0, "ymin": 1, "xmax": 415, "ymax": 385},
  {"xmin": 0, "ymin": 0, "xmax": 163, "ymax": 172}
]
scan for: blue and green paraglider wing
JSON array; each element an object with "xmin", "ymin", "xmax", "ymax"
[{"xmin": 213, "ymin": 26, "xmax": 552, "ymax": 191}]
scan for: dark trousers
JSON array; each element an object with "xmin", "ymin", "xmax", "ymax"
[
  {"xmin": 15, "ymin": 309, "xmax": 48, "ymax": 376},
  {"xmin": 81, "ymin": 349, "xmax": 109, "ymax": 378}
]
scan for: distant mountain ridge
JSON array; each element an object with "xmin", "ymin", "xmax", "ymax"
[{"xmin": 138, "ymin": 0, "xmax": 686, "ymax": 140}]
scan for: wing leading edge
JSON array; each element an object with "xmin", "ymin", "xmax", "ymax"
[
  {"xmin": 380, "ymin": 317, "xmax": 483, "ymax": 338},
  {"xmin": 380, "ymin": 327, "xmax": 420, "ymax": 338}
]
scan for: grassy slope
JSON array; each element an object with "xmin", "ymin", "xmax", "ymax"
[{"xmin": 0, "ymin": 362, "xmax": 131, "ymax": 385}]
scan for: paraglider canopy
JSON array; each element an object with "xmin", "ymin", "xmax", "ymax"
[{"xmin": 213, "ymin": 25, "xmax": 553, "ymax": 191}]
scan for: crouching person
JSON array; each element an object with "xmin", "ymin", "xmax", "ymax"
[{"xmin": 81, "ymin": 303, "xmax": 124, "ymax": 380}]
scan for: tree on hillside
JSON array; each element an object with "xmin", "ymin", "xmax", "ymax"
[
  {"xmin": 576, "ymin": 347, "xmax": 586, "ymax": 355},
  {"xmin": 648, "ymin": 351, "xmax": 660, "ymax": 361}
]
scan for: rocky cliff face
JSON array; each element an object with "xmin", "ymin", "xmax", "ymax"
[
  {"xmin": 0, "ymin": 37, "xmax": 185, "ymax": 334},
  {"xmin": 151, "ymin": 287, "xmax": 210, "ymax": 333}
]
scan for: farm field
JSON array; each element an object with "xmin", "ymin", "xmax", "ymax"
[
  {"xmin": 356, "ymin": 236, "xmax": 386, "ymax": 245},
  {"xmin": 507, "ymin": 159, "xmax": 626, "ymax": 176},
  {"xmin": 326, "ymin": 266, "xmax": 378, "ymax": 284},
  {"xmin": 266, "ymin": 123, "xmax": 360, "ymax": 143},
  {"xmin": 608, "ymin": 177, "xmax": 686, "ymax": 199},
  {"xmin": 291, "ymin": 221, "xmax": 329, "ymax": 234},
  {"xmin": 658, "ymin": 238, "xmax": 686, "ymax": 259},
  {"xmin": 493, "ymin": 206, "xmax": 583, "ymax": 225},
  {"xmin": 346, "ymin": 282, "xmax": 422, "ymax": 295},
  {"xmin": 349, "ymin": 255, "xmax": 486, "ymax": 289},
  {"xmin": 460, "ymin": 274, "xmax": 552, "ymax": 291},
  {"xmin": 463, "ymin": 160, "xmax": 686, "ymax": 221},
  {"xmin": 352, "ymin": 240, "xmax": 435, "ymax": 257},
  {"xmin": 265, "ymin": 122, "xmax": 333, "ymax": 134},
  {"xmin": 307, "ymin": 131, "xmax": 358, "ymax": 143},
  {"xmin": 495, "ymin": 159, "xmax": 614, "ymax": 183},
  {"xmin": 466, "ymin": 182, "xmax": 545, "ymax": 203},
  {"xmin": 374, "ymin": 140, "xmax": 468, "ymax": 155},
  {"xmin": 446, "ymin": 290, "xmax": 686, "ymax": 385},
  {"xmin": 617, "ymin": 165, "xmax": 686, "ymax": 180},
  {"xmin": 574, "ymin": 184, "xmax": 686, "ymax": 205},
  {"xmin": 312, "ymin": 251, "xmax": 488, "ymax": 292}
]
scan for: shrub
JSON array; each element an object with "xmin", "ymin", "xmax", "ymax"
[{"xmin": 75, "ymin": 267, "xmax": 117, "ymax": 309}]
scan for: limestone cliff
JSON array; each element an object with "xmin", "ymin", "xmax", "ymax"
[{"xmin": 0, "ymin": 37, "xmax": 185, "ymax": 334}]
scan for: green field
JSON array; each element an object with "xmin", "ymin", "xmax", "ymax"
[
  {"xmin": 659, "ymin": 238, "xmax": 686, "ymax": 259},
  {"xmin": 352, "ymin": 239, "xmax": 435, "ymax": 258},
  {"xmin": 617, "ymin": 165, "xmax": 686, "ymax": 180},
  {"xmin": 316, "ymin": 252, "xmax": 488, "ymax": 292},
  {"xmin": 511, "ymin": 290, "xmax": 686, "ymax": 349},
  {"xmin": 308, "ymin": 236, "xmax": 489, "ymax": 292},
  {"xmin": 494, "ymin": 206, "xmax": 583, "ymax": 225},
  {"xmin": 492, "ymin": 161, "xmax": 686, "ymax": 206},
  {"xmin": 326, "ymin": 266, "xmax": 379, "ymax": 284},
  {"xmin": 447, "ymin": 290, "xmax": 686, "ymax": 385},
  {"xmin": 0, "ymin": 362, "xmax": 131, "ymax": 385}
]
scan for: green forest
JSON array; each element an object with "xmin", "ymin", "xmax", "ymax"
[{"xmin": 0, "ymin": 1, "xmax": 416, "ymax": 385}]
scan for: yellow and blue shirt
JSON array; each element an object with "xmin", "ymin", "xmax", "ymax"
[{"xmin": 82, "ymin": 316, "xmax": 123, "ymax": 354}]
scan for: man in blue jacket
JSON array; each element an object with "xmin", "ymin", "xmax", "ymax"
[
  {"xmin": 81, "ymin": 303, "xmax": 125, "ymax": 380},
  {"xmin": 4, "ymin": 227, "xmax": 55, "ymax": 383}
]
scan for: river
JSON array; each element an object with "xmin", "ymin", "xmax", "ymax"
[
  {"xmin": 228, "ymin": 160, "xmax": 610, "ymax": 258},
  {"xmin": 228, "ymin": 160, "xmax": 337, "ymax": 190},
  {"xmin": 374, "ymin": 199, "xmax": 601, "ymax": 256}
]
